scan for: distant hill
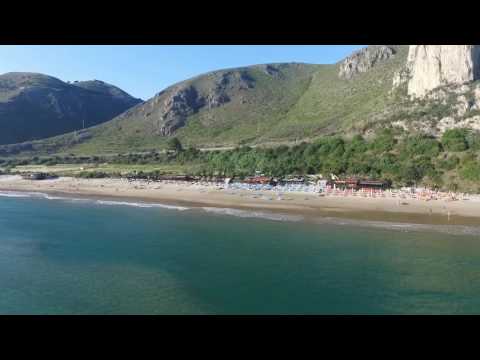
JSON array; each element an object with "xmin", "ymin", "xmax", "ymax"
[{"xmin": 0, "ymin": 72, "xmax": 142, "ymax": 145}]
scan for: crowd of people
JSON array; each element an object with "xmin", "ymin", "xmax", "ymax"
[{"xmin": 119, "ymin": 175, "xmax": 474, "ymax": 203}]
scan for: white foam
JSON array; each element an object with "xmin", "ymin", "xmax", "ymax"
[
  {"xmin": 42, "ymin": 194, "xmax": 67, "ymax": 200},
  {"xmin": 0, "ymin": 190, "xmax": 189, "ymax": 211},
  {"xmin": 201, "ymin": 207, "xmax": 304, "ymax": 222},
  {"xmin": 95, "ymin": 200, "xmax": 189, "ymax": 211},
  {"xmin": 0, "ymin": 190, "xmax": 88, "ymax": 202},
  {"xmin": 313, "ymin": 217, "xmax": 480, "ymax": 236},
  {"xmin": 0, "ymin": 191, "xmax": 32, "ymax": 198}
]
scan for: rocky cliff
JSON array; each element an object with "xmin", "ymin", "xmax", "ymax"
[
  {"xmin": 338, "ymin": 45, "xmax": 397, "ymax": 79},
  {"xmin": 404, "ymin": 45, "xmax": 480, "ymax": 98},
  {"xmin": 154, "ymin": 69, "xmax": 255, "ymax": 136}
]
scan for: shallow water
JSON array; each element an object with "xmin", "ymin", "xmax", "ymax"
[{"xmin": 1, "ymin": 193, "xmax": 480, "ymax": 314}]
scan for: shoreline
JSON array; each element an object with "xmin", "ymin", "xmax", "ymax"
[{"xmin": 1, "ymin": 176, "xmax": 480, "ymax": 227}]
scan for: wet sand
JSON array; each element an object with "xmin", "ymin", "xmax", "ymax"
[{"xmin": 1, "ymin": 176, "xmax": 480, "ymax": 226}]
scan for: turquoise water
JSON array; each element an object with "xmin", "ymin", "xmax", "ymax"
[{"xmin": 1, "ymin": 192, "xmax": 480, "ymax": 314}]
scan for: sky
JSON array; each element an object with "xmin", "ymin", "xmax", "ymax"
[{"xmin": 0, "ymin": 45, "xmax": 364, "ymax": 100}]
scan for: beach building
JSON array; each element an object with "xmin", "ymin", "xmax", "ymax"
[
  {"xmin": 358, "ymin": 180, "xmax": 390, "ymax": 191},
  {"xmin": 244, "ymin": 176, "xmax": 274, "ymax": 185},
  {"xmin": 331, "ymin": 178, "xmax": 391, "ymax": 191},
  {"xmin": 281, "ymin": 176, "xmax": 305, "ymax": 185},
  {"xmin": 21, "ymin": 172, "xmax": 57, "ymax": 180},
  {"xmin": 332, "ymin": 178, "xmax": 359, "ymax": 190}
]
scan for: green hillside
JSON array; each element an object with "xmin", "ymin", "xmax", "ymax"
[
  {"xmin": 67, "ymin": 63, "xmax": 320, "ymax": 153},
  {"xmin": 0, "ymin": 46, "xmax": 412, "ymax": 156},
  {"xmin": 266, "ymin": 45, "xmax": 409, "ymax": 139}
]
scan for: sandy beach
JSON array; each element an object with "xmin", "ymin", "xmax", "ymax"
[{"xmin": 1, "ymin": 175, "xmax": 480, "ymax": 226}]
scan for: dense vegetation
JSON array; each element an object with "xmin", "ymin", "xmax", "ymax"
[
  {"xmin": 3, "ymin": 128, "xmax": 480, "ymax": 192},
  {"xmin": 191, "ymin": 129, "xmax": 480, "ymax": 191}
]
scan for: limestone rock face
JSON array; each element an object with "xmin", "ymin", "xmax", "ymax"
[
  {"xmin": 338, "ymin": 45, "xmax": 397, "ymax": 79},
  {"xmin": 131, "ymin": 68, "xmax": 260, "ymax": 137},
  {"xmin": 157, "ymin": 85, "xmax": 203, "ymax": 136},
  {"xmin": 438, "ymin": 115, "xmax": 480, "ymax": 133},
  {"xmin": 406, "ymin": 45, "xmax": 480, "ymax": 98}
]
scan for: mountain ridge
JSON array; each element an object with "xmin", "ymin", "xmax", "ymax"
[
  {"xmin": 2, "ymin": 45, "xmax": 480, "ymax": 157},
  {"xmin": 0, "ymin": 72, "xmax": 142, "ymax": 145}
]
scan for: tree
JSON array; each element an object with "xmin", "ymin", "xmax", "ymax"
[
  {"xmin": 166, "ymin": 137, "xmax": 183, "ymax": 152},
  {"xmin": 370, "ymin": 129, "xmax": 396, "ymax": 153},
  {"xmin": 404, "ymin": 135, "xmax": 441, "ymax": 158},
  {"xmin": 442, "ymin": 129, "xmax": 469, "ymax": 152},
  {"xmin": 466, "ymin": 131, "xmax": 480, "ymax": 151},
  {"xmin": 461, "ymin": 160, "xmax": 480, "ymax": 181},
  {"xmin": 399, "ymin": 162, "xmax": 423, "ymax": 185}
]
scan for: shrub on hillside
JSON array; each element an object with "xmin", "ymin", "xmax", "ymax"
[
  {"xmin": 461, "ymin": 160, "xmax": 480, "ymax": 181},
  {"xmin": 166, "ymin": 137, "xmax": 183, "ymax": 152},
  {"xmin": 442, "ymin": 129, "xmax": 469, "ymax": 152},
  {"xmin": 77, "ymin": 171, "xmax": 109, "ymax": 179}
]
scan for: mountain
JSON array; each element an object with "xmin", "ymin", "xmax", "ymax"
[
  {"xmin": 67, "ymin": 63, "xmax": 321, "ymax": 153},
  {"xmin": 3, "ymin": 49, "xmax": 405, "ymax": 155},
  {"xmin": 0, "ymin": 72, "xmax": 142, "ymax": 145},
  {"xmin": 3, "ymin": 45, "xmax": 480, "ymax": 157}
]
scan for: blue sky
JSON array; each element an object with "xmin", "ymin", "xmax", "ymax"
[{"xmin": 0, "ymin": 45, "xmax": 364, "ymax": 100}]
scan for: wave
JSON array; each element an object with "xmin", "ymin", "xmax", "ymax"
[
  {"xmin": 312, "ymin": 217, "xmax": 480, "ymax": 236},
  {"xmin": 0, "ymin": 190, "xmax": 189, "ymax": 211},
  {"xmin": 0, "ymin": 191, "xmax": 87, "ymax": 202},
  {"xmin": 95, "ymin": 200, "xmax": 189, "ymax": 211},
  {"xmin": 201, "ymin": 207, "xmax": 304, "ymax": 222},
  {"xmin": 200, "ymin": 205, "xmax": 480, "ymax": 236},
  {"xmin": 0, "ymin": 191, "xmax": 33, "ymax": 198}
]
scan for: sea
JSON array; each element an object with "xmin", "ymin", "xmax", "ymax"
[{"xmin": 1, "ymin": 190, "xmax": 480, "ymax": 315}]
